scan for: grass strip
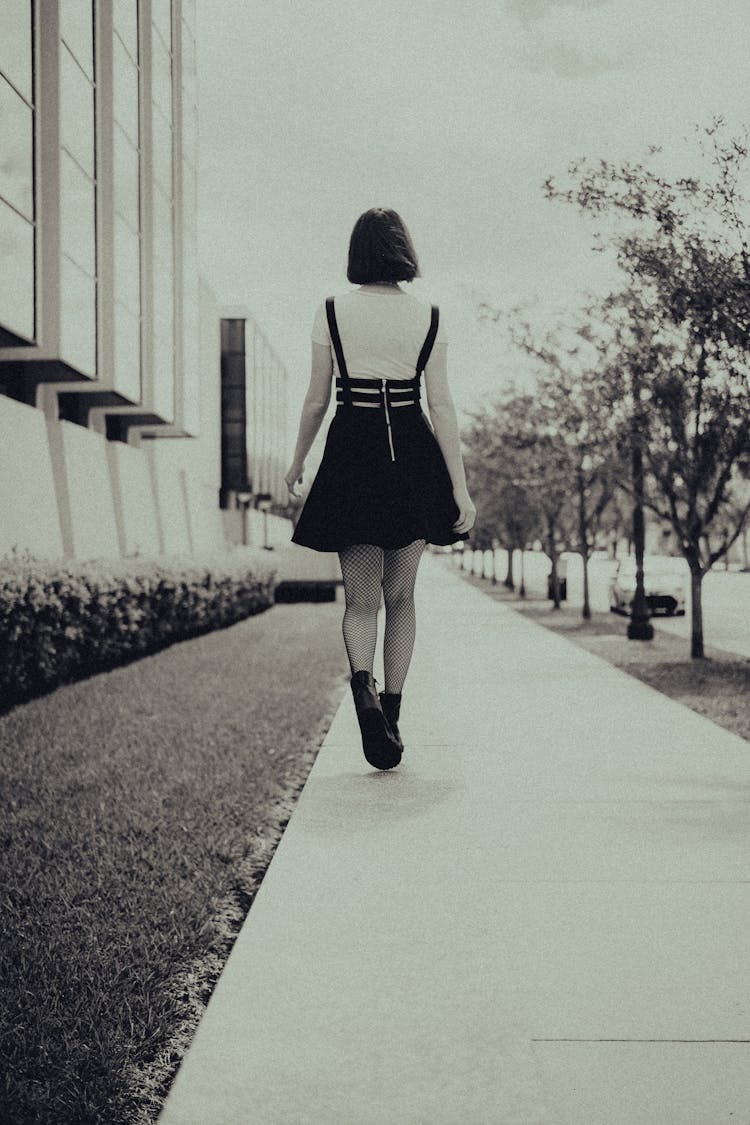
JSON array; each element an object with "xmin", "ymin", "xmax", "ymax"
[
  {"xmin": 456, "ymin": 567, "xmax": 749, "ymax": 744},
  {"xmin": 0, "ymin": 599, "xmax": 348, "ymax": 1125}
]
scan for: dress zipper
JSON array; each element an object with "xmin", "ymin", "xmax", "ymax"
[{"xmin": 381, "ymin": 379, "xmax": 396, "ymax": 461}]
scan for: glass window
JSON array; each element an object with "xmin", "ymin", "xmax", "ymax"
[
  {"xmin": 60, "ymin": 46, "xmax": 94, "ymax": 176},
  {"xmin": 0, "ymin": 198, "xmax": 34, "ymax": 339},
  {"xmin": 0, "ymin": 0, "xmax": 32, "ymax": 101},
  {"xmin": 182, "ymin": 245, "xmax": 199, "ymax": 342},
  {"xmin": 152, "ymin": 0, "xmax": 172, "ymax": 53},
  {"xmin": 152, "ymin": 253, "xmax": 174, "ymax": 417},
  {"xmin": 181, "ymin": 0, "xmax": 195, "ymax": 35},
  {"xmin": 60, "ymin": 150, "xmax": 95, "ymax": 276},
  {"xmin": 152, "ymin": 188, "xmax": 173, "ymax": 267},
  {"xmin": 59, "ymin": 0, "xmax": 94, "ymax": 79},
  {"xmin": 181, "ymin": 157, "xmax": 196, "ymax": 226},
  {"xmin": 113, "ymin": 33, "xmax": 139, "ymax": 145},
  {"xmin": 182, "ymin": 349, "xmax": 200, "ymax": 434},
  {"xmin": 182, "ymin": 228, "xmax": 199, "ymax": 305},
  {"xmin": 0, "ymin": 77, "xmax": 33, "ymax": 219},
  {"xmin": 151, "ymin": 103, "xmax": 172, "ymax": 196},
  {"xmin": 113, "ymin": 213, "xmax": 141, "ymax": 316},
  {"xmin": 151, "ymin": 31, "xmax": 172, "ymax": 120},
  {"xmin": 113, "ymin": 301, "xmax": 141, "ymax": 400},
  {"xmin": 181, "ymin": 26, "xmax": 196, "ymax": 86},
  {"xmin": 113, "ymin": 123, "xmax": 139, "ymax": 230},
  {"xmin": 60, "ymin": 255, "xmax": 96, "ymax": 375},
  {"xmin": 182, "ymin": 101, "xmax": 198, "ymax": 170},
  {"xmin": 113, "ymin": 0, "xmax": 138, "ymax": 63},
  {"xmin": 153, "ymin": 333, "xmax": 175, "ymax": 419},
  {"xmin": 152, "ymin": 258, "xmax": 174, "ymax": 333}
]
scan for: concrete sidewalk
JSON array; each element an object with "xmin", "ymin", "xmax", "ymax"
[{"xmin": 159, "ymin": 553, "xmax": 750, "ymax": 1125}]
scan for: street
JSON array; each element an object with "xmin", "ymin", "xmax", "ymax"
[
  {"xmin": 464, "ymin": 550, "xmax": 750, "ymax": 660},
  {"xmin": 565, "ymin": 556, "xmax": 750, "ymax": 660}
]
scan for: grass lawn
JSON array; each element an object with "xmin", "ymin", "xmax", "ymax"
[
  {"xmin": 0, "ymin": 598, "xmax": 349, "ymax": 1125},
  {"xmin": 457, "ymin": 567, "xmax": 749, "ymax": 744}
]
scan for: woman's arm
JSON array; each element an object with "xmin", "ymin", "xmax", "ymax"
[
  {"xmin": 424, "ymin": 345, "xmax": 476, "ymax": 534},
  {"xmin": 285, "ymin": 342, "xmax": 333, "ymax": 497}
]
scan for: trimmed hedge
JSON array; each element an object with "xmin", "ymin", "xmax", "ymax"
[
  {"xmin": 274, "ymin": 580, "xmax": 338, "ymax": 603},
  {"xmin": 0, "ymin": 547, "xmax": 277, "ymax": 709}
]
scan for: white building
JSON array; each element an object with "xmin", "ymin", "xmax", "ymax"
[{"xmin": 0, "ymin": 1, "xmax": 289, "ymax": 561}]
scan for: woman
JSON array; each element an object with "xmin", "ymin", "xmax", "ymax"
[{"xmin": 285, "ymin": 208, "xmax": 476, "ymax": 772}]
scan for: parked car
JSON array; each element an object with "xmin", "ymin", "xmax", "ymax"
[{"xmin": 609, "ymin": 556, "xmax": 688, "ymax": 616}]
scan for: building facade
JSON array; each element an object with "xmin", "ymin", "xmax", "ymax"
[
  {"xmin": 219, "ymin": 310, "xmax": 288, "ymax": 506},
  {"xmin": 0, "ymin": 2, "xmax": 290, "ymax": 561}
]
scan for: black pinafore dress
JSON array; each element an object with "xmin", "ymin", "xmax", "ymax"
[{"xmin": 290, "ymin": 297, "xmax": 469, "ymax": 553}]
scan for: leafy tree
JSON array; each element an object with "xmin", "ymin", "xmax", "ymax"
[
  {"xmin": 597, "ymin": 483, "xmax": 633, "ymax": 557},
  {"xmin": 465, "ymin": 390, "xmax": 574, "ymax": 608},
  {"xmin": 545, "ymin": 120, "xmax": 750, "ymax": 656},
  {"xmin": 463, "ymin": 447, "xmax": 505, "ymax": 581},
  {"xmin": 505, "ymin": 310, "xmax": 624, "ymax": 618},
  {"xmin": 464, "ymin": 422, "xmax": 543, "ymax": 590},
  {"xmin": 717, "ymin": 458, "xmax": 750, "ymax": 569}
]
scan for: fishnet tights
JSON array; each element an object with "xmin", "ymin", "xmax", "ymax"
[{"xmin": 338, "ymin": 540, "xmax": 426, "ymax": 693}]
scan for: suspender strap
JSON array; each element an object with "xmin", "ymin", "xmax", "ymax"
[
  {"xmin": 325, "ymin": 297, "xmax": 352, "ymax": 408},
  {"xmin": 415, "ymin": 305, "xmax": 439, "ymax": 380}
]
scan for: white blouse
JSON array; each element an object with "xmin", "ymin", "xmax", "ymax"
[{"xmin": 311, "ymin": 285, "xmax": 448, "ymax": 383}]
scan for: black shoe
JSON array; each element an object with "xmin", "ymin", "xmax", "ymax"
[
  {"xmin": 350, "ymin": 671, "xmax": 401, "ymax": 770},
  {"xmin": 379, "ymin": 692, "xmax": 403, "ymax": 753}
]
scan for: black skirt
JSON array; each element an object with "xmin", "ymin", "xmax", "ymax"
[{"xmin": 291, "ymin": 398, "xmax": 469, "ymax": 553}]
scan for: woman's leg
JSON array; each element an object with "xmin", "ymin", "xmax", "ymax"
[
  {"xmin": 338, "ymin": 544, "xmax": 384, "ymax": 676},
  {"xmin": 382, "ymin": 539, "xmax": 426, "ymax": 693}
]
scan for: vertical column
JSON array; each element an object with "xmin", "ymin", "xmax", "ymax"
[
  {"xmin": 36, "ymin": 4, "xmax": 62, "ymax": 358},
  {"xmin": 149, "ymin": 0, "xmax": 175, "ymax": 422},
  {"xmin": 257, "ymin": 334, "xmax": 265, "ymax": 494},
  {"xmin": 278, "ymin": 358, "xmax": 286, "ymax": 500},
  {"xmin": 250, "ymin": 321, "xmax": 259, "ymax": 492},
  {"xmin": 272, "ymin": 355, "xmax": 281, "ymax": 500},
  {"xmin": 94, "ymin": 0, "xmax": 114, "ymax": 397},
  {"xmin": 58, "ymin": 0, "xmax": 98, "ymax": 377},
  {"xmin": 110, "ymin": 0, "xmax": 142, "ymax": 402},
  {"xmin": 0, "ymin": 0, "xmax": 36, "ymax": 345},
  {"xmin": 262, "ymin": 335, "xmax": 270, "ymax": 494},
  {"xmin": 138, "ymin": 0, "xmax": 155, "ymax": 414},
  {"xmin": 173, "ymin": 0, "xmax": 199, "ymax": 435},
  {"xmin": 278, "ymin": 358, "xmax": 285, "ymax": 500}
]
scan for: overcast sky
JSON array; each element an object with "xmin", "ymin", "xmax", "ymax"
[{"xmin": 194, "ymin": 0, "xmax": 748, "ymax": 433}]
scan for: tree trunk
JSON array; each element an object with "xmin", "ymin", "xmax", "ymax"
[
  {"xmin": 504, "ymin": 548, "xmax": 515, "ymax": 590},
  {"xmin": 549, "ymin": 554, "xmax": 561, "ymax": 609},
  {"xmin": 491, "ymin": 548, "xmax": 497, "ymax": 585},
  {"xmin": 581, "ymin": 551, "xmax": 591, "ymax": 620},
  {"xmin": 627, "ymin": 409, "xmax": 653, "ymax": 640},
  {"xmin": 689, "ymin": 566, "xmax": 706, "ymax": 659},
  {"xmin": 547, "ymin": 521, "xmax": 561, "ymax": 609},
  {"xmin": 741, "ymin": 524, "xmax": 748, "ymax": 571},
  {"xmin": 519, "ymin": 549, "xmax": 526, "ymax": 598},
  {"xmin": 578, "ymin": 474, "xmax": 591, "ymax": 620}
]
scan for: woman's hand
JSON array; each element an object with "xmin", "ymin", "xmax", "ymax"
[
  {"xmin": 285, "ymin": 463, "xmax": 305, "ymax": 499},
  {"xmin": 452, "ymin": 487, "xmax": 476, "ymax": 534}
]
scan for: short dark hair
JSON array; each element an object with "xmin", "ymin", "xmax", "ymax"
[{"xmin": 347, "ymin": 208, "xmax": 421, "ymax": 284}]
